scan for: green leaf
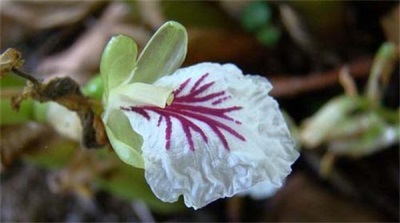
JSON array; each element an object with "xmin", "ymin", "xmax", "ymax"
[
  {"xmin": 300, "ymin": 96, "xmax": 360, "ymax": 148},
  {"xmin": 133, "ymin": 21, "xmax": 187, "ymax": 84},
  {"xmin": 23, "ymin": 138, "xmax": 78, "ymax": 169},
  {"xmin": 32, "ymin": 101, "xmax": 49, "ymax": 123},
  {"xmin": 328, "ymin": 113, "xmax": 399, "ymax": 157},
  {"xmin": 0, "ymin": 98, "xmax": 34, "ymax": 125},
  {"xmin": 0, "ymin": 74, "xmax": 26, "ymax": 88},
  {"xmin": 105, "ymin": 109, "xmax": 144, "ymax": 168},
  {"xmin": 100, "ymin": 35, "xmax": 138, "ymax": 101},
  {"xmin": 365, "ymin": 42, "xmax": 397, "ymax": 106}
]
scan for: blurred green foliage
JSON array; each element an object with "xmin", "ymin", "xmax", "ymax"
[
  {"xmin": 300, "ymin": 42, "xmax": 399, "ymax": 157},
  {"xmin": 241, "ymin": 1, "xmax": 272, "ymax": 32},
  {"xmin": 240, "ymin": 1, "xmax": 281, "ymax": 47},
  {"xmin": 96, "ymin": 154, "xmax": 185, "ymax": 214},
  {"xmin": 162, "ymin": 1, "xmax": 233, "ymax": 28}
]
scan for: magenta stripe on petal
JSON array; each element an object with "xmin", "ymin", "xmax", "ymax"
[{"xmin": 124, "ymin": 73, "xmax": 246, "ymax": 151}]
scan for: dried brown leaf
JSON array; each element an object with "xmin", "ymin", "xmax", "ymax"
[
  {"xmin": 0, "ymin": 1, "xmax": 104, "ymax": 47},
  {"xmin": 0, "ymin": 123, "xmax": 50, "ymax": 169},
  {"xmin": 268, "ymin": 172, "xmax": 387, "ymax": 222},
  {"xmin": 0, "ymin": 48, "xmax": 24, "ymax": 78},
  {"xmin": 11, "ymin": 73, "xmax": 107, "ymax": 148},
  {"xmin": 185, "ymin": 28, "xmax": 260, "ymax": 65},
  {"xmin": 137, "ymin": 0, "xmax": 166, "ymax": 30},
  {"xmin": 36, "ymin": 2, "xmax": 151, "ymax": 84},
  {"xmin": 48, "ymin": 149, "xmax": 115, "ymax": 199}
]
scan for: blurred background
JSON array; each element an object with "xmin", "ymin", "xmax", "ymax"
[{"xmin": 1, "ymin": 1, "xmax": 399, "ymax": 222}]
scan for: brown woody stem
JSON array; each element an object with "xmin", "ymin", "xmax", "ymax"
[{"xmin": 11, "ymin": 68, "xmax": 41, "ymax": 85}]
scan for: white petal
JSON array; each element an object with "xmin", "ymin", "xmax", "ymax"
[
  {"xmin": 122, "ymin": 62, "xmax": 299, "ymax": 209},
  {"xmin": 238, "ymin": 179, "xmax": 282, "ymax": 200}
]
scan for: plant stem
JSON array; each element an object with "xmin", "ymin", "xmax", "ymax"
[{"xmin": 11, "ymin": 68, "xmax": 41, "ymax": 85}]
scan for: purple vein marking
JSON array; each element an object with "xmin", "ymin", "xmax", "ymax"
[{"xmin": 121, "ymin": 73, "xmax": 246, "ymax": 151}]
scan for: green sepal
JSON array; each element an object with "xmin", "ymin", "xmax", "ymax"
[
  {"xmin": 133, "ymin": 21, "xmax": 187, "ymax": 84},
  {"xmin": 105, "ymin": 109, "xmax": 144, "ymax": 168},
  {"xmin": 100, "ymin": 21, "xmax": 189, "ymax": 169},
  {"xmin": 100, "ymin": 35, "xmax": 138, "ymax": 101}
]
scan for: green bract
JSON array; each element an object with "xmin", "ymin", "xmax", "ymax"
[
  {"xmin": 100, "ymin": 21, "xmax": 188, "ymax": 168},
  {"xmin": 82, "ymin": 75, "xmax": 104, "ymax": 100}
]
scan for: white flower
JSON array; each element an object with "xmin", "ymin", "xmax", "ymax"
[
  {"xmin": 101, "ymin": 21, "xmax": 299, "ymax": 209},
  {"xmin": 239, "ymin": 180, "xmax": 282, "ymax": 200}
]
